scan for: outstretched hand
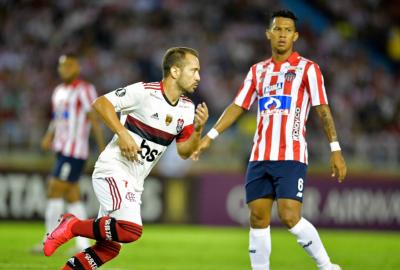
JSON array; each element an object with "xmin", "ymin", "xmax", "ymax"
[
  {"xmin": 194, "ymin": 102, "xmax": 209, "ymax": 132},
  {"xmin": 191, "ymin": 136, "xmax": 212, "ymax": 161},
  {"xmin": 330, "ymin": 151, "xmax": 347, "ymax": 182}
]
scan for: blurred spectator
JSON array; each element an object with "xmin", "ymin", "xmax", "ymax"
[{"xmin": 0, "ymin": 1, "xmax": 399, "ymax": 168}]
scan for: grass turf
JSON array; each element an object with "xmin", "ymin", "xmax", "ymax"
[{"xmin": 0, "ymin": 221, "xmax": 399, "ymax": 270}]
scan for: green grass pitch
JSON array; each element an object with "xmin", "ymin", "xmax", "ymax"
[{"xmin": 0, "ymin": 222, "xmax": 399, "ymax": 270}]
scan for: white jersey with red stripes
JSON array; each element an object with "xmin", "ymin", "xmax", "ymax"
[
  {"xmin": 234, "ymin": 52, "xmax": 328, "ymax": 164},
  {"xmin": 93, "ymin": 81, "xmax": 195, "ymax": 195},
  {"xmin": 51, "ymin": 79, "xmax": 97, "ymax": 159}
]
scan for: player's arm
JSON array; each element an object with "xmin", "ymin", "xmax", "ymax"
[
  {"xmin": 176, "ymin": 102, "xmax": 209, "ymax": 159},
  {"xmin": 191, "ymin": 102, "xmax": 245, "ymax": 160},
  {"xmin": 92, "ymin": 96, "xmax": 140, "ymax": 162},
  {"xmin": 314, "ymin": 104, "xmax": 347, "ymax": 182},
  {"xmin": 41, "ymin": 120, "xmax": 55, "ymax": 151},
  {"xmin": 87, "ymin": 110, "xmax": 106, "ymax": 153}
]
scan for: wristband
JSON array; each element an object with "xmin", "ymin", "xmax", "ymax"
[
  {"xmin": 330, "ymin": 141, "xmax": 341, "ymax": 152},
  {"xmin": 207, "ymin": 128, "xmax": 219, "ymax": 140}
]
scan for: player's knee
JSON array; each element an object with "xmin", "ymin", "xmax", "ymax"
[
  {"xmin": 116, "ymin": 220, "xmax": 143, "ymax": 243},
  {"xmin": 250, "ymin": 211, "xmax": 270, "ymax": 228},
  {"xmin": 278, "ymin": 211, "xmax": 300, "ymax": 228}
]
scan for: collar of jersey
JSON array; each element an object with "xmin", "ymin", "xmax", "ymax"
[
  {"xmin": 160, "ymin": 80, "xmax": 179, "ymax": 107},
  {"xmin": 271, "ymin": 51, "xmax": 300, "ymax": 67}
]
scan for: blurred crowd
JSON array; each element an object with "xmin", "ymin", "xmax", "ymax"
[{"xmin": 0, "ymin": 0, "xmax": 399, "ymax": 168}]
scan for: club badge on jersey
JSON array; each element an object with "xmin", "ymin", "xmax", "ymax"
[
  {"xmin": 259, "ymin": 95, "xmax": 292, "ymax": 116},
  {"xmin": 176, "ymin": 118, "xmax": 184, "ymax": 133}
]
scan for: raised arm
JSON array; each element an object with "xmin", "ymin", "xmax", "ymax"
[
  {"xmin": 176, "ymin": 102, "xmax": 209, "ymax": 159},
  {"xmin": 314, "ymin": 104, "xmax": 347, "ymax": 182},
  {"xmin": 92, "ymin": 96, "xmax": 140, "ymax": 162},
  {"xmin": 191, "ymin": 102, "xmax": 245, "ymax": 160}
]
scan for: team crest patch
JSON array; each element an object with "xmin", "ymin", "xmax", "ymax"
[
  {"xmin": 165, "ymin": 114, "xmax": 173, "ymax": 126},
  {"xmin": 125, "ymin": 192, "xmax": 135, "ymax": 202},
  {"xmin": 284, "ymin": 71, "xmax": 296, "ymax": 82},
  {"xmin": 176, "ymin": 118, "xmax": 184, "ymax": 133},
  {"xmin": 115, "ymin": 88, "xmax": 126, "ymax": 97}
]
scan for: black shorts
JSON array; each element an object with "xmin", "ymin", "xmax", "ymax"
[
  {"xmin": 52, "ymin": 153, "xmax": 86, "ymax": 182},
  {"xmin": 245, "ymin": 160, "xmax": 307, "ymax": 203}
]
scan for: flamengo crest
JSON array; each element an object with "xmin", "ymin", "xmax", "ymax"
[{"xmin": 176, "ymin": 118, "xmax": 184, "ymax": 133}]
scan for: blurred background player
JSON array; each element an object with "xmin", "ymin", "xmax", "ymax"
[
  {"xmin": 33, "ymin": 54, "xmax": 105, "ymax": 253},
  {"xmin": 43, "ymin": 47, "xmax": 208, "ymax": 269},
  {"xmin": 192, "ymin": 10, "xmax": 346, "ymax": 270}
]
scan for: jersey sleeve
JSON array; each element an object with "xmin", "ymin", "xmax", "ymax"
[
  {"xmin": 306, "ymin": 63, "xmax": 328, "ymax": 106},
  {"xmin": 234, "ymin": 65, "xmax": 257, "ymax": 110},
  {"xmin": 80, "ymin": 84, "xmax": 98, "ymax": 112},
  {"xmin": 176, "ymin": 103, "xmax": 195, "ymax": 143},
  {"xmin": 104, "ymin": 82, "xmax": 146, "ymax": 113}
]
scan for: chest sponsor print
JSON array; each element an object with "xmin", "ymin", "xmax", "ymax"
[{"xmin": 259, "ymin": 95, "xmax": 292, "ymax": 115}]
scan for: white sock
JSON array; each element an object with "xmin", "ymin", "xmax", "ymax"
[
  {"xmin": 45, "ymin": 198, "xmax": 64, "ymax": 234},
  {"xmin": 67, "ymin": 201, "xmax": 90, "ymax": 250},
  {"xmin": 249, "ymin": 227, "xmax": 271, "ymax": 270},
  {"xmin": 289, "ymin": 217, "xmax": 332, "ymax": 270}
]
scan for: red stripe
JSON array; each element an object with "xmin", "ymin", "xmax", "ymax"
[
  {"xmin": 278, "ymin": 115, "xmax": 287, "ymax": 160},
  {"xmin": 105, "ymin": 177, "xmax": 116, "ymax": 210},
  {"xmin": 126, "ymin": 115, "xmax": 175, "ymax": 141},
  {"xmin": 293, "ymin": 64, "xmax": 311, "ymax": 162},
  {"xmin": 278, "ymin": 64, "xmax": 295, "ymax": 160},
  {"xmin": 110, "ymin": 177, "xmax": 122, "ymax": 209},
  {"xmin": 253, "ymin": 63, "xmax": 269, "ymax": 160},
  {"xmin": 263, "ymin": 62, "xmax": 281, "ymax": 160},
  {"xmin": 314, "ymin": 64, "xmax": 327, "ymax": 104},
  {"xmin": 176, "ymin": 124, "xmax": 194, "ymax": 143},
  {"xmin": 144, "ymin": 86, "xmax": 161, "ymax": 90},
  {"xmin": 241, "ymin": 65, "xmax": 257, "ymax": 109}
]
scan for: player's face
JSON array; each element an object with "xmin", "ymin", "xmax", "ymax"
[
  {"xmin": 267, "ymin": 17, "xmax": 298, "ymax": 54},
  {"xmin": 176, "ymin": 54, "xmax": 200, "ymax": 94},
  {"xmin": 58, "ymin": 56, "xmax": 80, "ymax": 83}
]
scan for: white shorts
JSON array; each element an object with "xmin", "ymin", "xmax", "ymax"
[{"xmin": 92, "ymin": 170, "xmax": 143, "ymax": 225}]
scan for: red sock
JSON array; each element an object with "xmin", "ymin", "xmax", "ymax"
[
  {"xmin": 62, "ymin": 240, "xmax": 121, "ymax": 269},
  {"xmin": 71, "ymin": 216, "xmax": 142, "ymax": 243}
]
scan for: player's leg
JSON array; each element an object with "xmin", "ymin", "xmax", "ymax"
[
  {"xmin": 45, "ymin": 178, "xmax": 67, "ymax": 235},
  {"xmin": 275, "ymin": 161, "xmax": 338, "ymax": 270},
  {"xmin": 52, "ymin": 173, "xmax": 143, "ymax": 269},
  {"xmin": 65, "ymin": 183, "xmax": 90, "ymax": 251},
  {"xmin": 245, "ymin": 161, "xmax": 274, "ymax": 270},
  {"xmin": 248, "ymin": 198, "xmax": 274, "ymax": 270}
]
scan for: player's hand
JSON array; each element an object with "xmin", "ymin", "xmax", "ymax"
[
  {"xmin": 40, "ymin": 134, "xmax": 52, "ymax": 151},
  {"xmin": 191, "ymin": 136, "xmax": 212, "ymax": 161},
  {"xmin": 330, "ymin": 151, "xmax": 347, "ymax": 182},
  {"xmin": 194, "ymin": 102, "xmax": 208, "ymax": 132},
  {"xmin": 117, "ymin": 129, "xmax": 141, "ymax": 162}
]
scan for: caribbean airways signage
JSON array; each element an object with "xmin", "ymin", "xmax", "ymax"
[{"xmin": 196, "ymin": 173, "xmax": 400, "ymax": 231}]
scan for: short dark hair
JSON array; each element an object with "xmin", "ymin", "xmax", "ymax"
[
  {"xmin": 162, "ymin": 47, "xmax": 199, "ymax": 78},
  {"xmin": 269, "ymin": 9, "xmax": 298, "ymax": 29}
]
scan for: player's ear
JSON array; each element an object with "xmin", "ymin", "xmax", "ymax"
[
  {"xmin": 293, "ymin": 31, "xmax": 299, "ymax": 42},
  {"xmin": 170, "ymin": 65, "xmax": 180, "ymax": 79},
  {"xmin": 266, "ymin": 29, "xmax": 271, "ymax": 40}
]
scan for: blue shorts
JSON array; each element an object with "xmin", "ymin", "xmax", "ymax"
[
  {"xmin": 52, "ymin": 153, "xmax": 86, "ymax": 182},
  {"xmin": 245, "ymin": 160, "xmax": 307, "ymax": 203}
]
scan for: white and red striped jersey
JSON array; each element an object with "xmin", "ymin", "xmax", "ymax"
[
  {"xmin": 51, "ymin": 79, "xmax": 97, "ymax": 159},
  {"xmin": 234, "ymin": 52, "xmax": 328, "ymax": 164},
  {"xmin": 94, "ymin": 81, "xmax": 195, "ymax": 192}
]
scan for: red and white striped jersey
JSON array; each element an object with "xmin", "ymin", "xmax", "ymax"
[
  {"xmin": 94, "ymin": 81, "xmax": 195, "ymax": 191},
  {"xmin": 234, "ymin": 52, "xmax": 328, "ymax": 164},
  {"xmin": 51, "ymin": 79, "xmax": 97, "ymax": 159}
]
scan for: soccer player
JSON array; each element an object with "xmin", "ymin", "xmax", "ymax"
[
  {"xmin": 43, "ymin": 47, "xmax": 208, "ymax": 269},
  {"xmin": 36, "ymin": 54, "xmax": 105, "ymax": 253},
  {"xmin": 192, "ymin": 10, "xmax": 346, "ymax": 270}
]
